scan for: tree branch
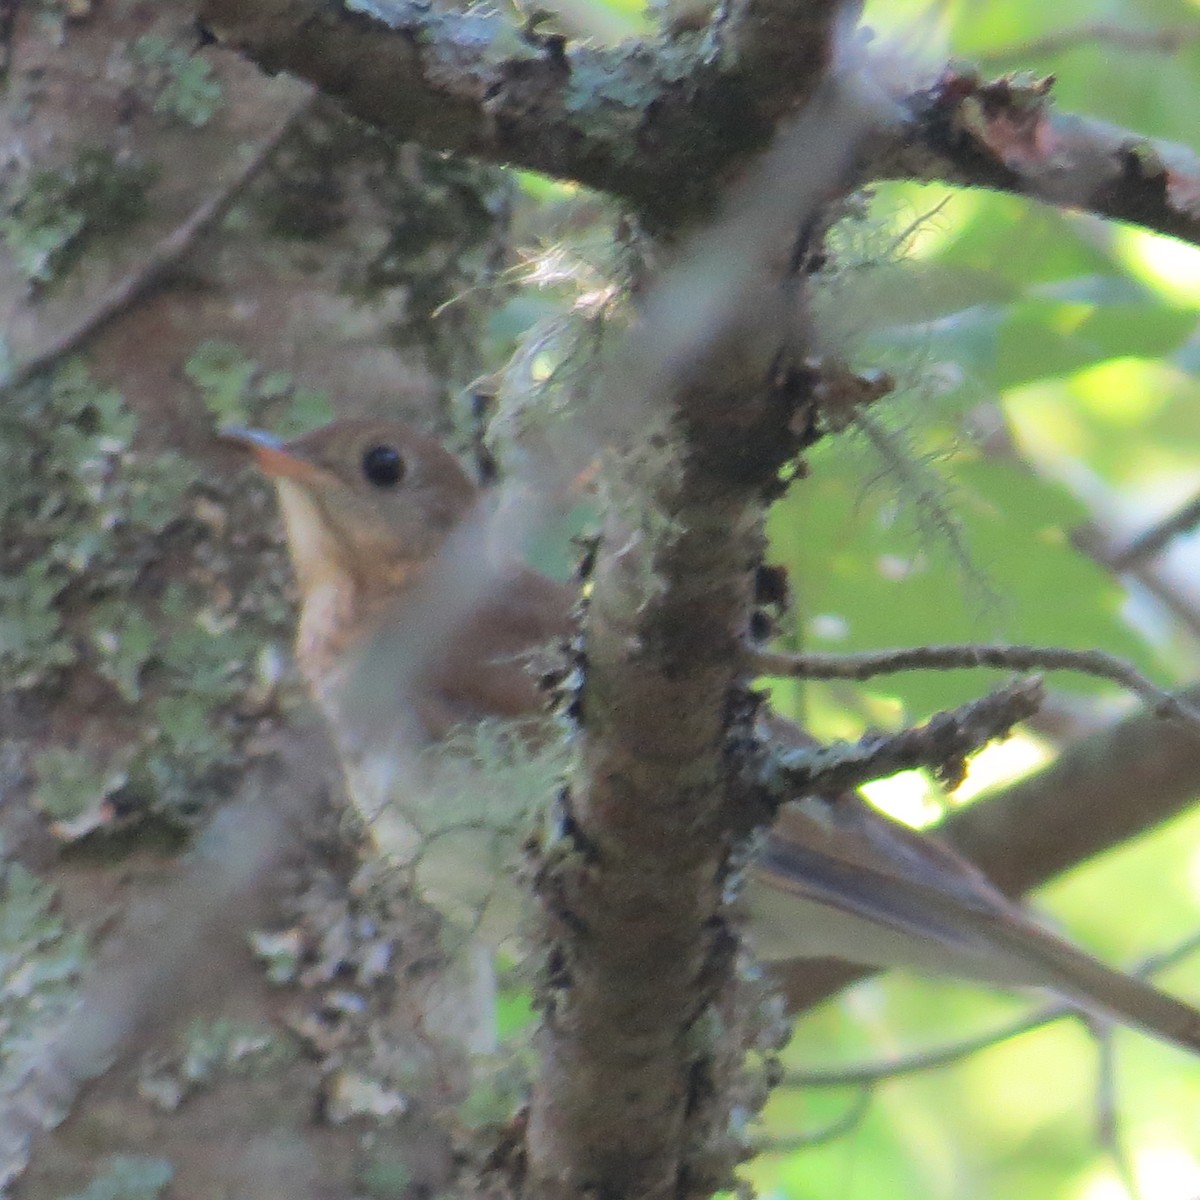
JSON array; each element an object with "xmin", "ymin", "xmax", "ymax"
[
  {"xmin": 197, "ymin": 0, "xmax": 841, "ymax": 226},
  {"xmin": 751, "ymin": 643, "xmax": 1200, "ymax": 727},
  {"xmin": 969, "ymin": 399, "xmax": 1200, "ymax": 642},
  {"xmin": 973, "ymin": 22, "xmax": 1200, "ymax": 68},
  {"xmin": 756, "ymin": 677, "xmax": 1044, "ymax": 797},
  {"xmin": 197, "ymin": 3, "xmax": 1200, "ymax": 244},
  {"xmin": 1108, "ymin": 491, "xmax": 1200, "ymax": 569},
  {"xmin": 870, "ymin": 68, "xmax": 1200, "ymax": 247},
  {"xmin": 1, "ymin": 97, "xmax": 312, "ymax": 395},
  {"xmin": 784, "ymin": 1002, "xmax": 1070, "ymax": 1087}
]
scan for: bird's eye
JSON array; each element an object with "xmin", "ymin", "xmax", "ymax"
[{"xmin": 361, "ymin": 444, "xmax": 405, "ymax": 488}]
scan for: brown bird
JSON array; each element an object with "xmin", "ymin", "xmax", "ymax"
[{"xmin": 226, "ymin": 417, "xmax": 1200, "ymax": 1054}]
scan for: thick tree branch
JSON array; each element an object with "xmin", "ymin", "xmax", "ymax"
[
  {"xmin": 871, "ymin": 68, "xmax": 1200, "ymax": 247},
  {"xmin": 199, "ymin": 3, "xmax": 1200, "ymax": 245},
  {"xmin": 198, "ymin": 3, "xmax": 1200, "ymax": 244},
  {"xmin": 1, "ymin": 97, "xmax": 312, "ymax": 395},
  {"xmin": 520, "ymin": 72, "xmax": 880, "ymax": 1200},
  {"xmin": 775, "ymin": 685, "xmax": 1200, "ymax": 1011},
  {"xmin": 197, "ymin": 0, "xmax": 841, "ymax": 225}
]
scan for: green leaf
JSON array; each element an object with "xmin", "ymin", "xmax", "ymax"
[{"xmin": 767, "ymin": 447, "xmax": 1160, "ymax": 718}]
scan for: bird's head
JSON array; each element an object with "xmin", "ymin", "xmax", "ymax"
[{"xmin": 224, "ymin": 419, "xmax": 480, "ymax": 666}]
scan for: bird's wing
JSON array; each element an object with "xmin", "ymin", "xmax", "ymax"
[
  {"xmin": 420, "ymin": 567, "xmax": 576, "ymax": 732},
  {"xmin": 753, "ymin": 798, "xmax": 1200, "ymax": 1053}
]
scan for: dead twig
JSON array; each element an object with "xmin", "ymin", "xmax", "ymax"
[{"xmin": 756, "ymin": 676, "xmax": 1044, "ymax": 797}]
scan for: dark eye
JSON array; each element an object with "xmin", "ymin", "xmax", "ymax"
[{"xmin": 361, "ymin": 444, "xmax": 405, "ymax": 488}]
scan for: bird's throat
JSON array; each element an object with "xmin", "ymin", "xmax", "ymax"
[{"xmin": 273, "ymin": 478, "xmax": 423, "ymax": 689}]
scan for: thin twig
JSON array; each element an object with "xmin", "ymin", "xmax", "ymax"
[
  {"xmin": 756, "ymin": 1086, "xmax": 874, "ymax": 1152},
  {"xmin": 1109, "ymin": 492, "xmax": 1200, "ymax": 570},
  {"xmin": 1136, "ymin": 929, "xmax": 1200, "ymax": 976},
  {"xmin": 968, "ymin": 400, "xmax": 1200, "ymax": 646},
  {"xmin": 975, "ymin": 22, "xmax": 1200, "ymax": 68},
  {"xmin": 757, "ymin": 677, "xmax": 1044, "ymax": 797},
  {"xmin": 751, "ymin": 643, "xmax": 1200, "ymax": 728},
  {"xmin": 1, "ymin": 94, "xmax": 314, "ymax": 396},
  {"xmin": 1094, "ymin": 1028, "xmax": 1142, "ymax": 1200},
  {"xmin": 781, "ymin": 929, "xmax": 1200, "ymax": 1089},
  {"xmin": 783, "ymin": 1003, "xmax": 1071, "ymax": 1087}
]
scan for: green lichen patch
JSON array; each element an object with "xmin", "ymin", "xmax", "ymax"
[
  {"xmin": 184, "ymin": 340, "xmax": 333, "ymax": 434},
  {"xmin": 138, "ymin": 1018, "xmax": 298, "ymax": 1110},
  {"xmin": 1, "ymin": 148, "xmax": 157, "ymax": 287},
  {"xmin": 61, "ymin": 1154, "xmax": 173, "ymax": 1200},
  {"xmin": 0, "ymin": 361, "xmax": 156, "ymax": 684},
  {"xmin": 129, "ymin": 35, "xmax": 224, "ymax": 129},
  {"xmin": 30, "ymin": 745, "xmax": 127, "ymax": 839},
  {"xmin": 0, "ymin": 858, "xmax": 87, "ymax": 1081},
  {"xmin": 1, "ymin": 358, "xmax": 294, "ymax": 834}
]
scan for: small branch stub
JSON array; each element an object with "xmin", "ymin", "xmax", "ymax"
[{"xmin": 757, "ymin": 676, "xmax": 1045, "ymax": 798}]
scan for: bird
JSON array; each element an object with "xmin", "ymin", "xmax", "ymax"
[{"xmin": 224, "ymin": 417, "xmax": 1200, "ymax": 1055}]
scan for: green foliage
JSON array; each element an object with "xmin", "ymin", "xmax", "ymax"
[
  {"xmin": 61, "ymin": 1155, "xmax": 173, "ymax": 1200},
  {"xmin": 495, "ymin": 967, "xmax": 537, "ymax": 1039},
  {"xmin": 768, "ymin": 135, "xmax": 1198, "ymax": 728},
  {"xmin": 458, "ymin": 1056, "xmax": 535, "ymax": 1129},
  {"xmin": 768, "ymin": 384, "xmax": 1167, "ymax": 724},
  {"xmin": 0, "ymin": 148, "xmax": 156, "ymax": 286},
  {"xmin": 184, "ymin": 340, "xmax": 334, "ymax": 434},
  {"xmin": 130, "ymin": 35, "xmax": 224, "ymax": 128},
  {"xmin": 752, "ymin": 3, "xmax": 1200, "ymax": 1195}
]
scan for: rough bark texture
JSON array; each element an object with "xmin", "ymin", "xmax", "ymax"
[
  {"xmin": 527, "ymin": 484, "xmax": 762, "ymax": 1200},
  {"xmin": 197, "ymin": 0, "xmax": 1200, "ymax": 243},
  {"xmin": 0, "ymin": 3, "xmax": 515, "ymax": 1193},
  {"xmin": 7, "ymin": 0, "xmax": 1199, "ymax": 1197},
  {"xmin": 869, "ymin": 68, "xmax": 1200, "ymax": 247},
  {"xmin": 199, "ymin": 0, "xmax": 838, "ymax": 227}
]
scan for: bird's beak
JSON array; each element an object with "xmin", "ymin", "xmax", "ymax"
[{"xmin": 219, "ymin": 426, "xmax": 325, "ymax": 484}]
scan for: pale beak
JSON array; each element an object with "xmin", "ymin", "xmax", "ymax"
[{"xmin": 219, "ymin": 426, "xmax": 325, "ymax": 484}]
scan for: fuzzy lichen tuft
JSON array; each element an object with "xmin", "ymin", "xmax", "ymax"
[{"xmin": 350, "ymin": 719, "xmax": 573, "ymax": 945}]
